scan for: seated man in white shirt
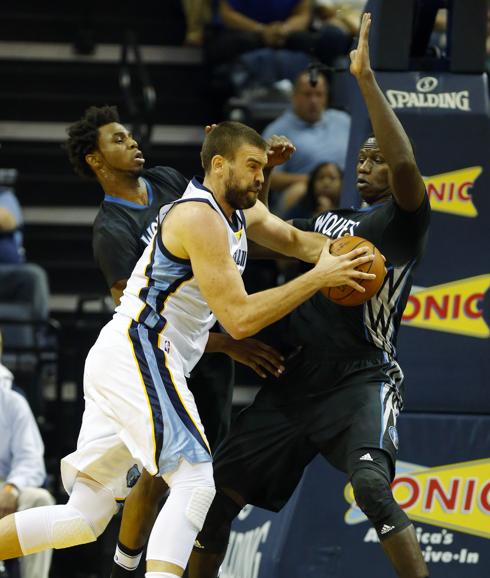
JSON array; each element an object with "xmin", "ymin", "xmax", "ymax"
[{"xmin": 0, "ymin": 332, "xmax": 54, "ymax": 578}]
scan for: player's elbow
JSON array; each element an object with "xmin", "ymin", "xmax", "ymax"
[
  {"xmin": 224, "ymin": 322, "xmax": 251, "ymax": 341},
  {"xmin": 221, "ymin": 312, "xmax": 256, "ymax": 340}
]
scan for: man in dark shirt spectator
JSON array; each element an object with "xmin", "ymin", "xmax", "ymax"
[{"xmin": 207, "ymin": 0, "xmax": 352, "ymax": 67}]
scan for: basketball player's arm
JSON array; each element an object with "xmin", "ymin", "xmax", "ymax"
[
  {"xmin": 110, "ymin": 278, "xmax": 283, "ymax": 376},
  {"xmin": 258, "ymin": 135, "xmax": 298, "ymax": 207},
  {"xmin": 246, "ymin": 199, "xmax": 326, "ymax": 263},
  {"xmin": 111, "ymin": 280, "xmax": 126, "ymax": 305},
  {"xmin": 175, "ymin": 205, "xmax": 374, "ymax": 339},
  {"xmin": 205, "ymin": 333, "xmax": 284, "ymax": 378},
  {"xmin": 267, "ymin": 171, "xmax": 308, "ymax": 201},
  {"xmin": 351, "ymin": 13, "xmax": 426, "ymax": 212}
]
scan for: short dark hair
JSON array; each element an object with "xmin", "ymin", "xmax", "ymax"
[
  {"xmin": 65, "ymin": 105, "xmax": 120, "ymax": 178},
  {"xmin": 200, "ymin": 121, "xmax": 267, "ymax": 173}
]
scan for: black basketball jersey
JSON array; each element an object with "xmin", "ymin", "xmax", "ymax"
[
  {"xmin": 290, "ymin": 194, "xmax": 431, "ymax": 359},
  {"xmin": 92, "ymin": 166, "xmax": 188, "ymax": 288}
]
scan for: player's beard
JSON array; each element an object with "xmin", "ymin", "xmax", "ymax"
[{"xmin": 223, "ymin": 168, "xmax": 260, "ymax": 210}]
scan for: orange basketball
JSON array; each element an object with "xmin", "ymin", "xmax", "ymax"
[{"xmin": 321, "ymin": 235, "xmax": 386, "ymax": 306}]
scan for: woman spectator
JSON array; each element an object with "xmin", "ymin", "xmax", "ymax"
[{"xmin": 284, "ymin": 161, "xmax": 343, "ymax": 219}]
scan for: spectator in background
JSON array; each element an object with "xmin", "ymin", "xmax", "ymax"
[
  {"xmin": 284, "ymin": 161, "xmax": 343, "ymax": 220},
  {"xmin": 262, "ymin": 70, "xmax": 350, "ymax": 214},
  {"xmin": 314, "ymin": 0, "xmax": 365, "ymax": 39},
  {"xmin": 181, "ymin": 0, "xmax": 212, "ymax": 46},
  {"xmin": 0, "ymin": 181, "xmax": 24, "ymax": 265},
  {"xmin": 207, "ymin": 0, "xmax": 352, "ymax": 67},
  {"xmin": 0, "ymin": 331, "xmax": 54, "ymax": 578},
  {"xmin": 0, "ymin": 180, "xmax": 49, "ymax": 322}
]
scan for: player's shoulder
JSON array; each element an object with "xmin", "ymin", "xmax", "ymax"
[
  {"xmin": 242, "ymin": 198, "xmax": 267, "ymax": 227},
  {"xmin": 391, "ymin": 190, "xmax": 431, "ymax": 219},
  {"xmin": 144, "ymin": 166, "xmax": 188, "ymax": 188},
  {"xmin": 92, "ymin": 207, "xmax": 137, "ymax": 256},
  {"xmin": 167, "ymin": 200, "xmax": 226, "ymax": 252},
  {"xmin": 93, "ymin": 203, "xmax": 135, "ymax": 235},
  {"xmin": 172, "ymin": 197, "xmax": 220, "ymax": 223}
]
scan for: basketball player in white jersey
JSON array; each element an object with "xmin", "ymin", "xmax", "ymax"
[{"xmin": 0, "ymin": 121, "xmax": 376, "ymax": 578}]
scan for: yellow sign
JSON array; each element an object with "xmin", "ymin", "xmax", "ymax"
[
  {"xmin": 401, "ymin": 275, "xmax": 490, "ymax": 338},
  {"xmin": 344, "ymin": 458, "xmax": 490, "ymax": 539},
  {"xmin": 423, "ymin": 167, "xmax": 481, "ymax": 217}
]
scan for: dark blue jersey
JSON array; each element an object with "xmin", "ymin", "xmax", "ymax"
[
  {"xmin": 92, "ymin": 166, "xmax": 188, "ymax": 288},
  {"xmin": 290, "ymin": 194, "xmax": 431, "ymax": 359}
]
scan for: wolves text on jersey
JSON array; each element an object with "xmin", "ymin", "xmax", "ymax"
[
  {"xmin": 141, "ymin": 218, "xmax": 159, "ymax": 246},
  {"xmin": 314, "ymin": 212, "xmax": 361, "ymax": 238}
]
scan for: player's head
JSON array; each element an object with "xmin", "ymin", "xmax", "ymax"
[
  {"xmin": 65, "ymin": 105, "xmax": 145, "ymax": 180},
  {"xmin": 292, "ymin": 71, "xmax": 329, "ymax": 125},
  {"xmin": 201, "ymin": 121, "xmax": 268, "ymax": 210},
  {"xmin": 356, "ymin": 136, "xmax": 392, "ymax": 204}
]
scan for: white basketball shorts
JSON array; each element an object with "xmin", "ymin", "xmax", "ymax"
[{"xmin": 61, "ymin": 315, "xmax": 212, "ymax": 499}]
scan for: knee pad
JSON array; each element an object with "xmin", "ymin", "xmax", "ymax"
[
  {"xmin": 67, "ymin": 477, "xmax": 118, "ymax": 537},
  {"xmin": 195, "ymin": 489, "xmax": 242, "ymax": 554},
  {"xmin": 16, "ymin": 504, "xmax": 97, "ymax": 555},
  {"xmin": 16, "ymin": 477, "xmax": 117, "ymax": 555},
  {"xmin": 164, "ymin": 460, "xmax": 215, "ymax": 531},
  {"xmin": 351, "ymin": 465, "xmax": 410, "ymax": 539},
  {"xmin": 186, "ymin": 486, "xmax": 216, "ymax": 531}
]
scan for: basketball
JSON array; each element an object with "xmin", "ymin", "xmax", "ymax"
[{"xmin": 321, "ymin": 236, "xmax": 386, "ymax": 306}]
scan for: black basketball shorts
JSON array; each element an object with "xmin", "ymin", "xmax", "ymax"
[{"xmin": 213, "ymin": 348, "xmax": 404, "ymax": 512}]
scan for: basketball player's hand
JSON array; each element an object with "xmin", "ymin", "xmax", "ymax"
[
  {"xmin": 315, "ymin": 239, "xmax": 376, "ymax": 293},
  {"xmin": 204, "ymin": 124, "xmax": 218, "ymax": 135},
  {"xmin": 349, "ymin": 12, "xmax": 372, "ymax": 79},
  {"xmin": 266, "ymin": 135, "xmax": 296, "ymax": 168},
  {"xmin": 0, "ymin": 490, "xmax": 18, "ymax": 519},
  {"xmin": 224, "ymin": 338, "xmax": 285, "ymax": 379}
]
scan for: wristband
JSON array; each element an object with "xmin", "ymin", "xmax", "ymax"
[{"xmin": 3, "ymin": 484, "xmax": 20, "ymax": 498}]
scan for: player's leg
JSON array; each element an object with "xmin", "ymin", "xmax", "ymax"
[
  {"xmin": 111, "ymin": 470, "xmax": 169, "ymax": 578},
  {"xmin": 345, "ymin": 373, "xmax": 428, "ymax": 577},
  {"xmin": 17, "ymin": 486, "xmax": 56, "ymax": 578},
  {"xmin": 314, "ymin": 357, "xmax": 428, "ymax": 578},
  {"xmin": 188, "ymin": 352, "xmax": 234, "ymax": 453},
  {"xmin": 188, "ymin": 387, "xmax": 317, "ymax": 578},
  {"xmin": 0, "ymin": 327, "xmax": 134, "ymax": 565},
  {"xmin": 145, "ymin": 459, "xmax": 215, "ymax": 577},
  {"xmin": 111, "ymin": 349, "xmax": 235, "ymax": 578},
  {"xmin": 187, "ymin": 487, "xmax": 243, "ymax": 578},
  {"xmin": 348, "ymin": 449, "xmax": 428, "ymax": 577},
  {"xmin": 118, "ymin": 322, "xmax": 218, "ymax": 577},
  {"xmin": 0, "ymin": 474, "xmax": 117, "ymax": 562}
]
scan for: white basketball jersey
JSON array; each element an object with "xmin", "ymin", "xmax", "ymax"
[{"xmin": 115, "ymin": 177, "xmax": 248, "ymax": 374}]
